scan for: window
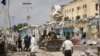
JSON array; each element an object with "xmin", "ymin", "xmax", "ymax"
[
  {"xmin": 65, "ymin": 10, "xmax": 67, "ymax": 15},
  {"xmin": 67, "ymin": 10, "xmax": 68, "ymax": 13},
  {"xmin": 57, "ymin": 17, "xmax": 62, "ymax": 21},
  {"xmin": 64, "ymin": 17, "xmax": 69, "ymax": 21},
  {"xmin": 84, "ymin": 4, "xmax": 87, "ymax": 8},
  {"xmin": 71, "ymin": 17, "xmax": 74, "ymax": 20},
  {"xmin": 69, "ymin": 9, "xmax": 71, "ymax": 12},
  {"xmin": 83, "ymin": 4, "xmax": 87, "ymax": 9},
  {"xmin": 95, "ymin": 13, "xmax": 98, "ymax": 15},
  {"xmin": 72, "ymin": 8, "xmax": 74, "ymax": 12},
  {"xmin": 96, "ymin": 3, "xmax": 98, "ymax": 11},
  {"xmin": 72, "ymin": 17, "xmax": 74, "ymax": 19},
  {"xmin": 77, "ymin": 6, "xmax": 81, "ymax": 10},
  {"xmin": 76, "ymin": 16, "xmax": 80, "ymax": 20},
  {"xmin": 83, "ymin": 14, "xmax": 87, "ymax": 18}
]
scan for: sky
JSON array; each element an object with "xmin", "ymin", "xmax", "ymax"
[{"xmin": 0, "ymin": 0, "xmax": 72, "ymax": 27}]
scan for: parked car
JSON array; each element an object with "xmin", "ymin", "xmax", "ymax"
[{"xmin": 86, "ymin": 40, "xmax": 97, "ymax": 45}]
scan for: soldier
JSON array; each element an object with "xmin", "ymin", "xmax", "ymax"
[{"xmin": 48, "ymin": 28, "xmax": 57, "ymax": 40}]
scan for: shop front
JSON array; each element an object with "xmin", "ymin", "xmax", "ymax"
[
  {"xmin": 62, "ymin": 27, "xmax": 73, "ymax": 38},
  {"xmin": 88, "ymin": 25, "xmax": 98, "ymax": 40},
  {"xmin": 74, "ymin": 21, "xmax": 88, "ymax": 39}
]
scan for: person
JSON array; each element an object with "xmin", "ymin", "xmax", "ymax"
[
  {"xmin": 42, "ymin": 27, "xmax": 47, "ymax": 40},
  {"xmin": 24, "ymin": 35, "xmax": 28, "ymax": 50},
  {"xmin": 14, "ymin": 36, "xmax": 18, "ymax": 46},
  {"xmin": 30, "ymin": 35, "xmax": 36, "ymax": 52},
  {"xmin": 30, "ymin": 35, "xmax": 36, "ymax": 56},
  {"xmin": 97, "ymin": 37, "xmax": 100, "ymax": 56},
  {"xmin": 62, "ymin": 36, "xmax": 73, "ymax": 56},
  {"xmin": 48, "ymin": 28, "xmax": 57, "ymax": 40},
  {"xmin": 24, "ymin": 35, "xmax": 31, "ymax": 51},
  {"xmin": 17, "ymin": 35, "xmax": 22, "ymax": 51}
]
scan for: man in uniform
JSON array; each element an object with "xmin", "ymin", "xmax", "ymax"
[{"xmin": 48, "ymin": 28, "xmax": 57, "ymax": 40}]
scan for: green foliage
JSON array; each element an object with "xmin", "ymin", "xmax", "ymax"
[{"xmin": 12, "ymin": 23, "xmax": 28, "ymax": 32}]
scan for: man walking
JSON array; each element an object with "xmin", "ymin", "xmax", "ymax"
[
  {"xmin": 62, "ymin": 36, "xmax": 73, "ymax": 56},
  {"xmin": 17, "ymin": 35, "xmax": 22, "ymax": 51},
  {"xmin": 30, "ymin": 35, "xmax": 36, "ymax": 52},
  {"xmin": 30, "ymin": 35, "xmax": 36, "ymax": 56},
  {"xmin": 24, "ymin": 35, "xmax": 31, "ymax": 51}
]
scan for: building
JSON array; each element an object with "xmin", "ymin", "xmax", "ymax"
[
  {"xmin": 48, "ymin": 0, "xmax": 99, "ymax": 22},
  {"xmin": 62, "ymin": 0, "xmax": 99, "ymax": 21},
  {"xmin": 48, "ymin": 5, "xmax": 74, "ymax": 38},
  {"xmin": 61, "ymin": 0, "xmax": 99, "ymax": 40},
  {"xmin": 48, "ymin": 0, "xmax": 99, "ymax": 40}
]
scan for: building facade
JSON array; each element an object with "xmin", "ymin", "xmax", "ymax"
[
  {"xmin": 62, "ymin": 0, "xmax": 99, "ymax": 21},
  {"xmin": 48, "ymin": 0, "xmax": 99, "ymax": 41}
]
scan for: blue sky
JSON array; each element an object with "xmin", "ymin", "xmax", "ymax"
[{"xmin": 0, "ymin": 0, "xmax": 72, "ymax": 27}]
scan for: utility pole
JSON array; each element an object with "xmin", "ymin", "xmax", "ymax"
[
  {"xmin": 11, "ymin": 16, "xmax": 16, "ymax": 26},
  {"xmin": 1, "ymin": 0, "xmax": 8, "ymax": 55},
  {"xmin": 3, "ymin": 6, "xmax": 8, "ymax": 56},
  {"xmin": 8, "ymin": 0, "xmax": 11, "ymax": 31},
  {"xmin": 98, "ymin": 0, "xmax": 100, "ymax": 38},
  {"xmin": 23, "ymin": 1, "xmax": 32, "ymax": 35}
]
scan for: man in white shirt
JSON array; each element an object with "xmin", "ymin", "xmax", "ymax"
[
  {"xmin": 30, "ymin": 35, "xmax": 36, "ymax": 56},
  {"xmin": 62, "ymin": 36, "xmax": 73, "ymax": 56},
  {"xmin": 30, "ymin": 35, "xmax": 36, "ymax": 52}
]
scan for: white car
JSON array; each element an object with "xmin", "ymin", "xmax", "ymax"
[{"xmin": 86, "ymin": 40, "xmax": 97, "ymax": 45}]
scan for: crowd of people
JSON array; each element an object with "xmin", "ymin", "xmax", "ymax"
[{"xmin": 14, "ymin": 34, "xmax": 36, "ymax": 53}]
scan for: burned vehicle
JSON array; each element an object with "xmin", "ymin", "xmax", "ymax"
[{"xmin": 38, "ymin": 31, "xmax": 64, "ymax": 51}]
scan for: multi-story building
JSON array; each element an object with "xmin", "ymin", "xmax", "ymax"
[
  {"xmin": 48, "ymin": 0, "xmax": 99, "ymax": 24},
  {"xmin": 48, "ymin": 0, "xmax": 99, "ymax": 40},
  {"xmin": 62, "ymin": 0, "xmax": 99, "ymax": 21},
  {"xmin": 61, "ymin": 0, "xmax": 99, "ymax": 40}
]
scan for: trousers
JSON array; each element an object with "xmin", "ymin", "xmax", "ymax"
[
  {"xmin": 64, "ymin": 50, "xmax": 72, "ymax": 56},
  {"xmin": 30, "ymin": 44, "xmax": 35, "ymax": 52}
]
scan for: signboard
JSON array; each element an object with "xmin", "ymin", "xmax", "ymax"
[{"xmin": 75, "ymin": 22, "xmax": 88, "ymax": 28}]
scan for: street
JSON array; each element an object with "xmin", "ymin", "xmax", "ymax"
[
  {"xmin": 6, "ymin": 45, "xmax": 98, "ymax": 56},
  {"xmin": 0, "ymin": 0, "xmax": 100, "ymax": 56}
]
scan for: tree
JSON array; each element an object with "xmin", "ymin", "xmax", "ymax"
[{"xmin": 12, "ymin": 23, "xmax": 28, "ymax": 32}]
